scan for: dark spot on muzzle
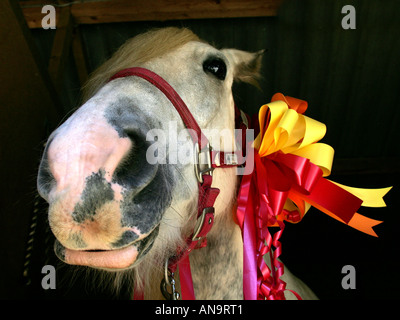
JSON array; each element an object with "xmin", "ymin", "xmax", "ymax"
[
  {"xmin": 112, "ymin": 230, "xmax": 139, "ymax": 248},
  {"xmin": 104, "ymin": 97, "xmax": 153, "ymax": 139},
  {"xmin": 69, "ymin": 232, "xmax": 87, "ymax": 248},
  {"xmin": 120, "ymin": 164, "xmax": 174, "ymax": 235},
  {"xmin": 54, "ymin": 240, "xmax": 65, "ymax": 261},
  {"xmin": 136, "ymin": 225, "xmax": 160, "ymax": 260},
  {"xmin": 104, "ymin": 97, "xmax": 163, "ymax": 191},
  {"xmin": 73, "ymin": 169, "xmax": 114, "ymax": 223}
]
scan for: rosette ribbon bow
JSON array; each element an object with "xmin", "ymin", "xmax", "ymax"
[{"xmin": 236, "ymin": 93, "xmax": 391, "ymax": 300}]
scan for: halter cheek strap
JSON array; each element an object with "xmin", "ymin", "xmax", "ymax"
[{"xmin": 109, "ymin": 67, "xmax": 243, "ymax": 300}]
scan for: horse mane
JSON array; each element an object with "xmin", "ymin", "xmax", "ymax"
[{"xmin": 82, "ymin": 27, "xmax": 201, "ymax": 102}]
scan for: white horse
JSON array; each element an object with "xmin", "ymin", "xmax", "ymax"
[{"xmin": 37, "ymin": 27, "xmax": 317, "ymax": 299}]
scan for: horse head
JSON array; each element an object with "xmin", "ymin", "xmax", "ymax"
[{"xmin": 37, "ymin": 28, "xmax": 263, "ymax": 288}]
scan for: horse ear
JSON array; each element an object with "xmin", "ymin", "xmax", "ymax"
[{"xmin": 221, "ymin": 49, "xmax": 265, "ymax": 87}]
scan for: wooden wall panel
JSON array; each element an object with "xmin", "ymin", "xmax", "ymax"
[
  {"xmin": 0, "ymin": 0, "xmax": 62, "ymax": 298},
  {"xmin": 21, "ymin": 0, "xmax": 283, "ymax": 28}
]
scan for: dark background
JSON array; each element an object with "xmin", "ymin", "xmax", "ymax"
[{"xmin": 1, "ymin": 0, "xmax": 399, "ymax": 299}]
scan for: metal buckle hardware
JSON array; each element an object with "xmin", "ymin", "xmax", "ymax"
[
  {"xmin": 192, "ymin": 207, "xmax": 215, "ymax": 242},
  {"xmin": 225, "ymin": 152, "xmax": 238, "ymax": 165},
  {"xmin": 160, "ymin": 258, "xmax": 180, "ymax": 300},
  {"xmin": 194, "ymin": 142, "xmax": 213, "ymax": 183}
]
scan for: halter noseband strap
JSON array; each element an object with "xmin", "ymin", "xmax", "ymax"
[
  {"xmin": 109, "ymin": 67, "xmax": 243, "ymax": 300},
  {"xmin": 110, "ymin": 67, "xmax": 209, "ymax": 149}
]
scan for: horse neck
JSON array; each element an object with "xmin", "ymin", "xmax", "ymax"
[
  {"xmin": 183, "ymin": 167, "xmax": 243, "ymax": 299},
  {"xmin": 189, "ymin": 199, "xmax": 243, "ymax": 299},
  {"xmin": 183, "ymin": 168, "xmax": 243, "ymax": 300},
  {"xmin": 142, "ymin": 167, "xmax": 242, "ymax": 300}
]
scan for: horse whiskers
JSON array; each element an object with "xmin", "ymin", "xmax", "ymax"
[
  {"xmin": 171, "ymin": 165, "xmax": 196, "ymax": 196},
  {"xmin": 160, "ymin": 219, "xmax": 180, "ymax": 229},
  {"xmin": 168, "ymin": 204, "xmax": 186, "ymax": 219},
  {"xmin": 160, "ymin": 203, "xmax": 192, "ymax": 230}
]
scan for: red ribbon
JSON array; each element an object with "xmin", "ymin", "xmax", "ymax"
[
  {"xmin": 236, "ymin": 108, "xmax": 365, "ymax": 300},
  {"xmin": 237, "ymin": 147, "xmax": 302, "ymax": 300}
]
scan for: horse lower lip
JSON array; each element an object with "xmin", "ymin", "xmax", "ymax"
[{"xmin": 64, "ymin": 245, "xmax": 139, "ymax": 269}]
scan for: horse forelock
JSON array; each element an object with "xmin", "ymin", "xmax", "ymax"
[{"xmin": 82, "ymin": 27, "xmax": 202, "ymax": 102}]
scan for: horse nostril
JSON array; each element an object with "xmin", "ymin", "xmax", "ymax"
[
  {"xmin": 113, "ymin": 130, "xmax": 157, "ymax": 190},
  {"xmin": 37, "ymin": 151, "xmax": 56, "ymax": 201}
]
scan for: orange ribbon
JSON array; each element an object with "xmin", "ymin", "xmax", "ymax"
[{"xmin": 252, "ymin": 93, "xmax": 391, "ymax": 236}]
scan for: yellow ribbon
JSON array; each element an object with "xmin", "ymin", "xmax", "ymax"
[{"xmin": 253, "ymin": 93, "xmax": 391, "ymax": 236}]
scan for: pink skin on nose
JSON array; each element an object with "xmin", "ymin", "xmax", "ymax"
[{"xmin": 47, "ymin": 106, "xmax": 131, "ymax": 204}]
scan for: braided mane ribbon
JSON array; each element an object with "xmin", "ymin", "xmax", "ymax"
[{"xmin": 236, "ymin": 93, "xmax": 391, "ymax": 300}]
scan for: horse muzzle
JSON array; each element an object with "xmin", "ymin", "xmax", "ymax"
[{"xmin": 37, "ymin": 92, "xmax": 171, "ymax": 270}]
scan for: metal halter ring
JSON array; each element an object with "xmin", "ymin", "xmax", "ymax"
[{"xmin": 160, "ymin": 258, "xmax": 180, "ymax": 300}]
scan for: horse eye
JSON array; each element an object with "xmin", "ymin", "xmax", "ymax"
[{"xmin": 203, "ymin": 58, "xmax": 227, "ymax": 81}]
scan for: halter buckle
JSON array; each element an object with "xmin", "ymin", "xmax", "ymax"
[
  {"xmin": 192, "ymin": 207, "xmax": 215, "ymax": 242},
  {"xmin": 194, "ymin": 142, "xmax": 213, "ymax": 183}
]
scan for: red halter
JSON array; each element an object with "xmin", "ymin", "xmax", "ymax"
[{"xmin": 109, "ymin": 67, "xmax": 245, "ymax": 299}]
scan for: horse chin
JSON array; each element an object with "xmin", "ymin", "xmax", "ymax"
[{"xmin": 53, "ymin": 227, "xmax": 159, "ymax": 271}]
